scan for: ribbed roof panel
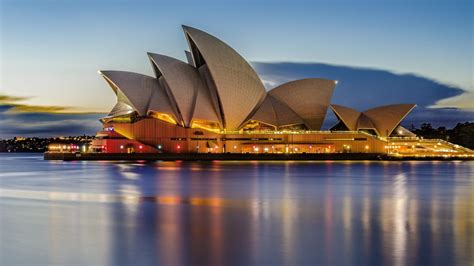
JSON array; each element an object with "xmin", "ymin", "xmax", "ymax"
[
  {"xmin": 182, "ymin": 25, "xmax": 266, "ymax": 130},
  {"xmin": 99, "ymin": 70, "xmax": 157, "ymax": 116},
  {"xmin": 363, "ymin": 104, "xmax": 416, "ymax": 137},
  {"xmin": 148, "ymin": 53, "xmax": 209, "ymax": 127},
  {"xmin": 269, "ymin": 78, "xmax": 336, "ymax": 130},
  {"xmin": 330, "ymin": 104, "xmax": 361, "ymax": 131}
]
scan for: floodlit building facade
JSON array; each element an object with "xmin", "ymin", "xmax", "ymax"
[{"xmin": 89, "ymin": 25, "xmax": 472, "ymax": 156}]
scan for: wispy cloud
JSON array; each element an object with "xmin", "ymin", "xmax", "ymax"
[
  {"xmin": 0, "ymin": 93, "xmax": 104, "ymax": 138},
  {"xmin": 0, "ymin": 95, "xmax": 30, "ymax": 103},
  {"xmin": 5, "ymin": 104, "xmax": 70, "ymax": 113},
  {"xmin": 0, "ymin": 93, "xmax": 103, "ymax": 114},
  {"xmin": 429, "ymin": 92, "xmax": 474, "ymax": 110}
]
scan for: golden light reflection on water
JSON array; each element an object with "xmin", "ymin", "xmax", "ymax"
[
  {"xmin": 453, "ymin": 166, "xmax": 474, "ymax": 265},
  {"xmin": 281, "ymin": 163, "xmax": 296, "ymax": 266},
  {"xmin": 0, "ymin": 188, "xmax": 230, "ymax": 208},
  {"xmin": 361, "ymin": 193, "xmax": 371, "ymax": 258},
  {"xmin": 323, "ymin": 177, "xmax": 335, "ymax": 265},
  {"xmin": 158, "ymin": 200, "xmax": 182, "ymax": 266},
  {"xmin": 393, "ymin": 173, "xmax": 407, "ymax": 266},
  {"xmin": 117, "ymin": 165, "xmax": 140, "ymax": 180}
]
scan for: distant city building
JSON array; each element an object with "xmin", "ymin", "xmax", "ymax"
[{"xmin": 86, "ymin": 25, "xmax": 471, "ymax": 156}]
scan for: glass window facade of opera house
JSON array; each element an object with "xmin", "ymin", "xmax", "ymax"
[{"xmin": 71, "ymin": 25, "xmax": 470, "ymax": 157}]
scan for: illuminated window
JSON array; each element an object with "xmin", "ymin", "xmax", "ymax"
[
  {"xmin": 191, "ymin": 119, "xmax": 221, "ymax": 132},
  {"xmin": 149, "ymin": 111, "xmax": 177, "ymax": 124}
]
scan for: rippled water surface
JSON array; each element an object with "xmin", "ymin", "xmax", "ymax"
[{"xmin": 0, "ymin": 154, "xmax": 473, "ymax": 266}]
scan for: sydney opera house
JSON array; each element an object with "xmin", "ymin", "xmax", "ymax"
[{"xmin": 88, "ymin": 26, "xmax": 471, "ymax": 156}]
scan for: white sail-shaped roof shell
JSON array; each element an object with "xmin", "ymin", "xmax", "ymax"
[
  {"xmin": 182, "ymin": 25, "xmax": 266, "ymax": 130},
  {"xmin": 146, "ymin": 81, "xmax": 178, "ymax": 122},
  {"xmin": 106, "ymin": 101, "xmax": 135, "ymax": 118},
  {"xmin": 192, "ymin": 73, "xmax": 221, "ymax": 124},
  {"xmin": 148, "ymin": 53, "xmax": 211, "ymax": 127},
  {"xmin": 269, "ymin": 79, "xmax": 336, "ymax": 130},
  {"xmin": 357, "ymin": 113, "xmax": 377, "ymax": 132},
  {"xmin": 363, "ymin": 104, "xmax": 416, "ymax": 137},
  {"xmin": 330, "ymin": 104, "xmax": 416, "ymax": 137},
  {"xmin": 251, "ymin": 94, "xmax": 305, "ymax": 128},
  {"xmin": 250, "ymin": 95, "xmax": 277, "ymax": 126},
  {"xmin": 99, "ymin": 70, "xmax": 177, "ymax": 122},
  {"xmin": 330, "ymin": 104, "xmax": 361, "ymax": 131},
  {"xmin": 99, "ymin": 71, "xmax": 158, "ymax": 116}
]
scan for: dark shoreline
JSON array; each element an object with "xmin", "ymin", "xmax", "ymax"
[{"xmin": 43, "ymin": 152, "xmax": 473, "ymax": 161}]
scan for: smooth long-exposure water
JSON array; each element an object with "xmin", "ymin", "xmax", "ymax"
[{"xmin": 0, "ymin": 154, "xmax": 473, "ymax": 266}]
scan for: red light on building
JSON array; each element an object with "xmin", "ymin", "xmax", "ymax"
[
  {"xmin": 139, "ymin": 145, "xmax": 143, "ymax": 149},
  {"xmin": 177, "ymin": 145, "xmax": 181, "ymax": 149}
]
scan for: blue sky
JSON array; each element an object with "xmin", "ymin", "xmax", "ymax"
[{"xmin": 0, "ymin": 0, "xmax": 472, "ymax": 137}]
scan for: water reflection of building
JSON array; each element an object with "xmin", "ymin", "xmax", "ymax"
[{"xmin": 11, "ymin": 161, "xmax": 472, "ymax": 265}]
